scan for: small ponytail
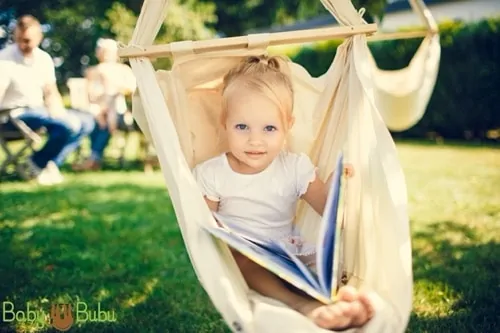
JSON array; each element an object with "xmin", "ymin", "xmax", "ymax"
[{"xmin": 221, "ymin": 54, "xmax": 295, "ymax": 131}]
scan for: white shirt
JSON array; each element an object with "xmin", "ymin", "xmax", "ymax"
[
  {"xmin": 87, "ymin": 62, "xmax": 136, "ymax": 115},
  {"xmin": 0, "ymin": 44, "xmax": 56, "ymax": 109},
  {"xmin": 193, "ymin": 151, "xmax": 317, "ymax": 241}
]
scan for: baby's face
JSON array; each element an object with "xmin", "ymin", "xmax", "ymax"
[{"xmin": 224, "ymin": 90, "xmax": 290, "ymax": 173}]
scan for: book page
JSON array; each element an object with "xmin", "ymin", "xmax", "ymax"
[
  {"xmin": 204, "ymin": 225, "xmax": 331, "ymax": 304},
  {"xmin": 316, "ymin": 153, "xmax": 343, "ymax": 298},
  {"xmin": 274, "ymin": 240, "xmax": 322, "ymax": 292},
  {"xmin": 212, "ymin": 212, "xmax": 291, "ymax": 261},
  {"xmin": 330, "ymin": 181, "xmax": 346, "ymax": 299}
]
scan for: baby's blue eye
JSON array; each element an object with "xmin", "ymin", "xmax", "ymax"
[
  {"xmin": 264, "ymin": 125, "xmax": 277, "ymax": 132},
  {"xmin": 235, "ymin": 124, "xmax": 248, "ymax": 130}
]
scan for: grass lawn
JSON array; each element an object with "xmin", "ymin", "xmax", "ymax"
[{"xmin": 0, "ymin": 140, "xmax": 499, "ymax": 332}]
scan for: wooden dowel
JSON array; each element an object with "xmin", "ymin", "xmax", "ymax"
[
  {"xmin": 118, "ymin": 23, "xmax": 378, "ymax": 59},
  {"xmin": 367, "ymin": 29, "xmax": 432, "ymax": 42}
]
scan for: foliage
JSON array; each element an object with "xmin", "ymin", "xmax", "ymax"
[
  {"xmin": 104, "ymin": 0, "xmax": 217, "ymax": 70},
  {"xmin": 201, "ymin": 0, "xmax": 388, "ymax": 36},
  {"xmin": 204, "ymin": 0, "xmax": 320, "ymax": 36},
  {"xmin": 106, "ymin": 0, "xmax": 217, "ymax": 46},
  {"xmin": 290, "ymin": 17, "xmax": 500, "ymax": 140},
  {"xmin": 0, "ymin": 0, "xmax": 217, "ymax": 87},
  {"xmin": 104, "ymin": 2, "xmax": 138, "ymax": 45}
]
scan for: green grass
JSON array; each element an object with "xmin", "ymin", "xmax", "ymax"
[{"xmin": 0, "ymin": 141, "xmax": 499, "ymax": 332}]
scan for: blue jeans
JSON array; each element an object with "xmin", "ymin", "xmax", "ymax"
[
  {"xmin": 12, "ymin": 107, "xmax": 95, "ymax": 169},
  {"xmin": 88, "ymin": 113, "xmax": 134, "ymax": 162},
  {"xmin": 89, "ymin": 125, "xmax": 111, "ymax": 162}
]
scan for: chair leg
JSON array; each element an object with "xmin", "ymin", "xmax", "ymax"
[
  {"xmin": 73, "ymin": 145, "xmax": 83, "ymax": 164},
  {"xmin": 139, "ymin": 135, "xmax": 155, "ymax": 174},
  {"xmin": 119, "ymin": 131, "xmax": 130, "ymax": 169},
  {"xmin": 0, "ymin": 116, "xmax": 42, "ymax": 180},
  {"xmin": 0, "ymin": 138, "xmax": 34, "ymax": 180},
  {"xmin": 0, "ymin": 136, "xmax": 14, "ymax": 176},
  {"xmin": 144, "ymin": 142, "xmax": 158, "ymax": 174}
]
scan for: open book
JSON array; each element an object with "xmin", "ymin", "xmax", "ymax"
[{"xmin": 203, "ymin": 153, "xmax": 346, "ymax": 304}]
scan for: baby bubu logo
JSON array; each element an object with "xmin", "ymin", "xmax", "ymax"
[
  {"xmin": 49, "ymin": 304, "xmax": 73, "ymax": 331},
  {"xmin": 2, "ymin": 301, "xmax": 117, "ymax": 331}
]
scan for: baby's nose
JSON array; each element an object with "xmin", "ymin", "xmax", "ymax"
[{"xmin": 248, "ymin": 131, "xmax": 263, "ymax": 143}]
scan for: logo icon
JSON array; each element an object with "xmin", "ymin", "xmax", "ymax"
[{"xmin": 49, "ymin": 304, "xmax": 74, "ymax": 331}]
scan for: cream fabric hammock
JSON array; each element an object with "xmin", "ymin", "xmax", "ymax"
[
  {"xmin": 368, "ymin": 0, "xmax": 441, "ymax": 132},
  {"xmin": 120, "ymin": 0, "xmax": 413, "ymax": 332}
]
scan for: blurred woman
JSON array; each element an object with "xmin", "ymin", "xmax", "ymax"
[{"xmin": 73, "ymin": 38, "xmax": 136, "ymax": 171}]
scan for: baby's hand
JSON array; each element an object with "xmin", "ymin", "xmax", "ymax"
[{"xmin": 343, "ymin": 164, "xmax": 355, "ymax": 178}]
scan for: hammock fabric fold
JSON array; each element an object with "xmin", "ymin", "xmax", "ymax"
[{"xmin": 369, "ymin": 0, "xmax": 441, "ymax": 132}]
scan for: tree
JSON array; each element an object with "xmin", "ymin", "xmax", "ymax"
[
  {"xmin": 353, "ymin": 0, "xmax": 393, "ymax": 23},
  {"xmin": 0, "ymin": 0, "xmax": 217, "ymax": 89},
  {"xmin": 0, "ymin": 9, "xmax": 16, "ymax": 49},
  {"xmin": 105, "ymin": 0, "xmax": 217, "ymax": 69},
  {"xmin": 106, "ymin": 0, "xmax": 217, "ymax": 45},
  {"xmin": 202, "ymin": 0, "xmax": 389, "ymax": 36}
]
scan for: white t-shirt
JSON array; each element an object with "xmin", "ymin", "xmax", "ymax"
[
  {"xmin": 0, "ymin": 44, "xmax": 56, "ymax": 109},
  {"xmin": 193, "ymin": 151, "xmax": 317, "ymax": 241},
  {"xmin": 87, "ymin": 62, "xmax": 136, "ymax": 115}
]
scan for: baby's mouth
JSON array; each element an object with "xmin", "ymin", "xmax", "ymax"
[{"xmin": 245, "ymin": 151, "xmax": 266, "ymax": 157}]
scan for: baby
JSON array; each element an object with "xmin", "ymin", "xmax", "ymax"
[{"xmin": 193, "ymin": 55, "xmax": 373, "ymax": 330}]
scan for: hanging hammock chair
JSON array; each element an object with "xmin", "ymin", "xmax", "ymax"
[
  {"xmin": 119, "ymin": 0, "xmax": 413, "ymax": 332},
  {"xmin": 367, "ymin": 0, "xmax": 441, "ymax": 132}
]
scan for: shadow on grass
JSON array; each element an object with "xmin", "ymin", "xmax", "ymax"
[
  {"xmin": 0, "ymin": 157, "xmax": 154, "ymax": 183},
  {"xmin": 408, "ymin": 221, "xmax": 500, "ymax": 333},
  {"xmin": 0, "ymin": 183, "xmax": 228, "ymax": 333},
  {"xmin": 393, "ymin": 137, "xmax": 500, "ymax": 149},
  {"xmin": 59, "ymin": 158, "xmax": 154, "ymax": 173}
]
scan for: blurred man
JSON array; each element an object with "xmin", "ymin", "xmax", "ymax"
[{"xmin": 0, "ymin": 15, "xmax": 95, "ymax": 185}]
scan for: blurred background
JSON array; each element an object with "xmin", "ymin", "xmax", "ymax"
[{"xmin": 1, "ymin": 0, "xmax": 498, "ymax": 142}]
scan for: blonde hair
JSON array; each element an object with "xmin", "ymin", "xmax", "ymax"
[
  {"xmin": 96, "ymin": 38, "xmax": 118, "ymax": 63},
  {"xmin": 221, "ymin": 55, "xmax": 294, "ymax": 131}
]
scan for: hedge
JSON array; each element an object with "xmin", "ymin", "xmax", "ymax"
[{"xmin": 290, "ymin": 17, "xmax": 500, "ymax": 140}]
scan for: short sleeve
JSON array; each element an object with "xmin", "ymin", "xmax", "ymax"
[
  {"xmin": 294, "ymin": 153, "xmax": 317, "ymax": 197},
  {"xmin": 0, "ymin": 62, "xmax": 12, "ymax": 104},
  {"xmin": 0, "ymin": 52, "xmax": 7, "ymax": 61},
  {"xmin": 119, "ymin": 64, "xmax": 137, "ymax": 95},
  {"xmin": 40, "ymin": 52, "xmax": 57, "ymax": 86},
  {"xmin": 192, "ymin": 161, "xmax": 221, "ymax": 202},
  {"xmin": 0, "ymin": 46, "xmax": 11, "ymax": 60}
]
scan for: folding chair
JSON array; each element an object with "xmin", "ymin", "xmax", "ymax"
[{"xmin": 0, "ymin": 107, "xmax": 43, "ymax": 180}]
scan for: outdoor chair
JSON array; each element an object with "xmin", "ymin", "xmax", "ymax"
[{"xmin": 0, "ymin": 107, "xmax": 43, "ymax": 180}]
